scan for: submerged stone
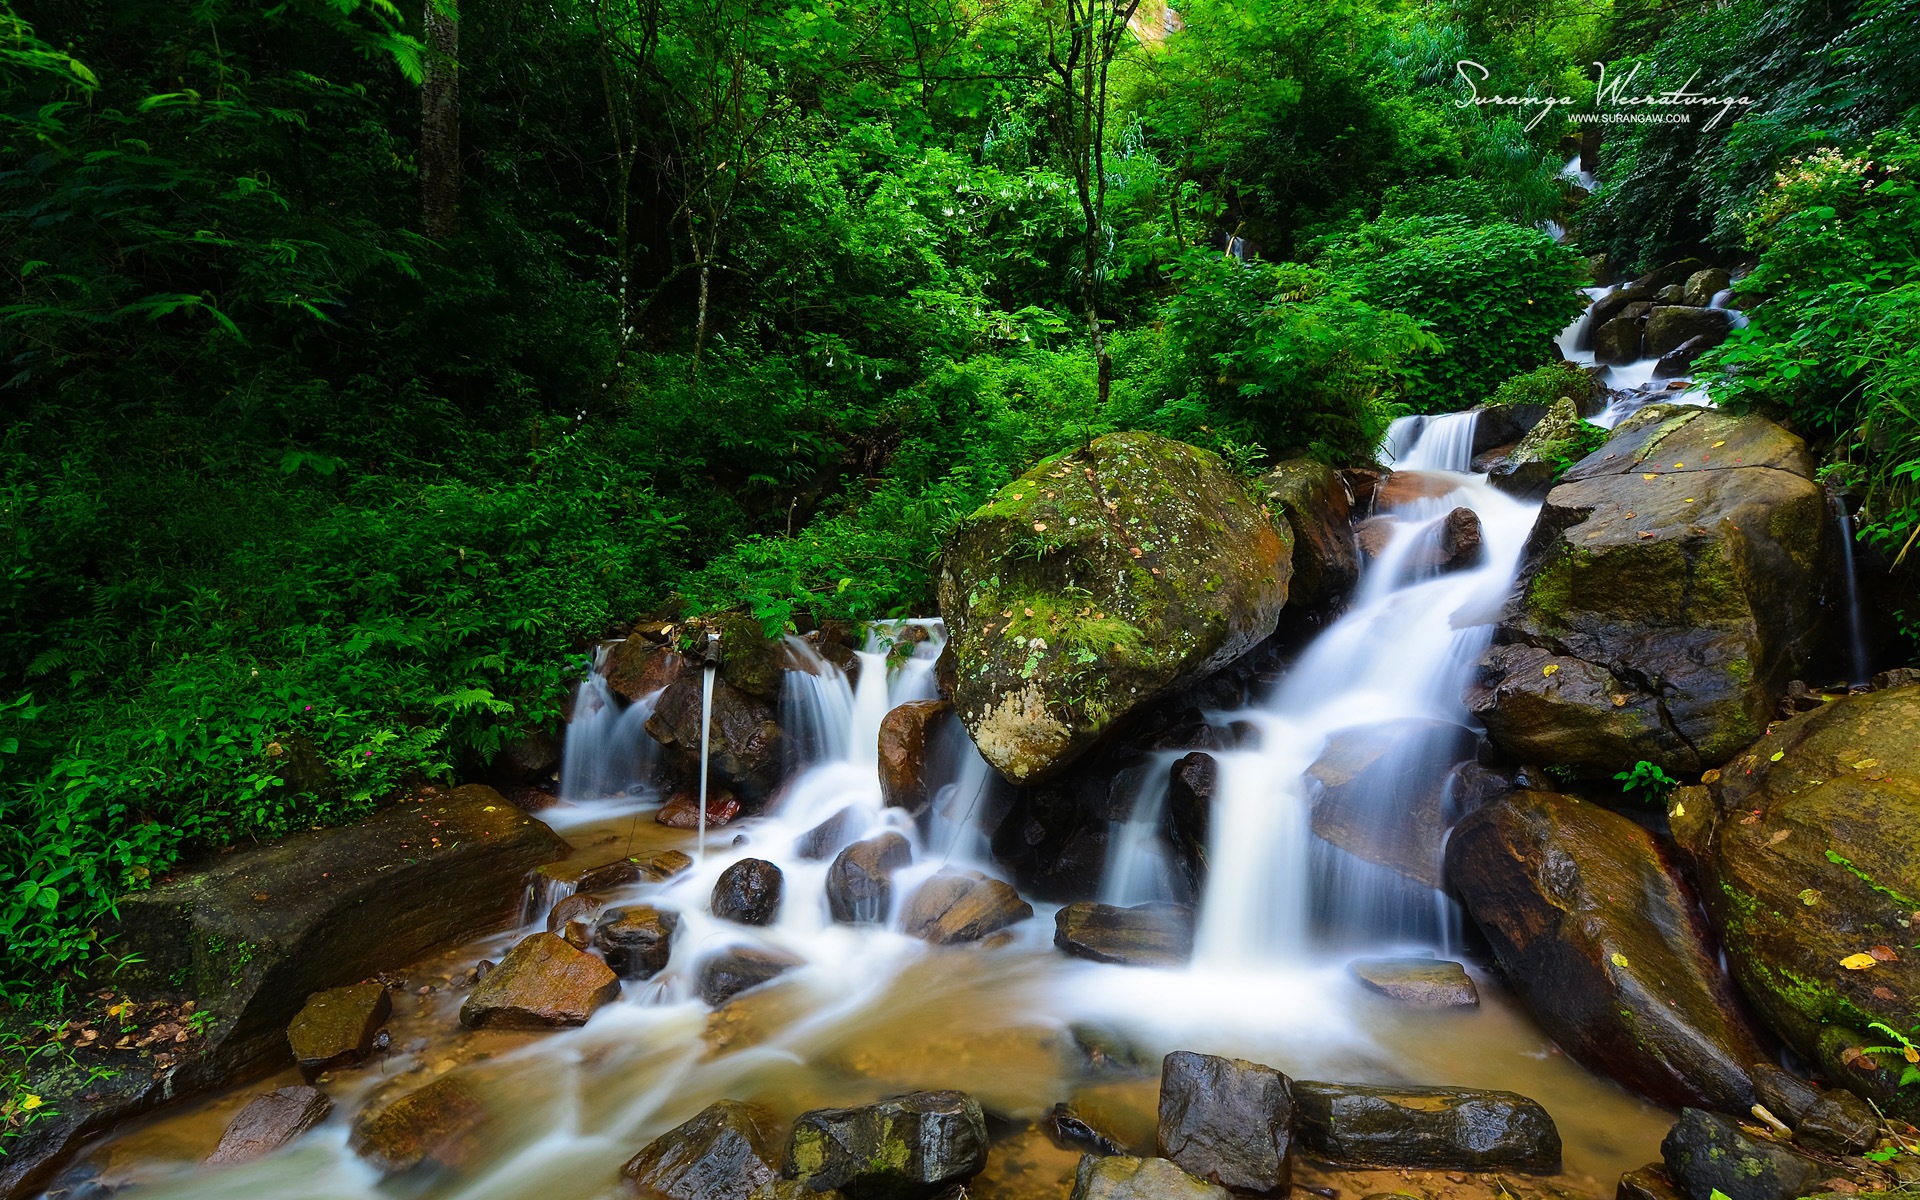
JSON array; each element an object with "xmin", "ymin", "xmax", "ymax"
[
  {"xmin": 286, "ymin": 981, "xmax": 391, "ymax": 1076},
  {"xmin": 349, "ymin": 1075, "xmax": 489, "ymax": 1175},
  {"xmin": 900, "ymin": 869, "xmax": 1033, "ymax": 944},
  {"xmin": 1347, "ymin": 958, "xmax": 1478, "ymax": 1008},
  {"xmin": 698, "ymin": 946, "xmax": 802, "ymax": 1006},
  {"xmin": 785, "ymin": 1090, "xmax": 989, "ymax": 1199},
  {"xmin": 1054, "ymin": 902, "xmax": 1194, "ymax": 967},
  {"xmin": 206, "ymin": 1086, "xmax": 333, "ymax": 1166}
]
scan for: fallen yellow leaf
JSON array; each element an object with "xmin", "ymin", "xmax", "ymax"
[
  {"xmin": 1701, "ymin": 769, "xmax": 1722, "ymax": 784},
  {"xmin": 1611, "ymin": 952, "xmax": 1630, "ymax": 968},
  {"xmin": 1671, "ymin": 801, "xmax": 1686, "ymax": 817},
  {"xmin": 1842, "ymin": 953, "xmax": 1879, "ymax": 970},
  {"xmin": 1770, "ymin": 751, "xmax": 1785, "ymax": 761},
  {"xmin": 1854, "ymin": 759, "xmax": 1880, "ymax": 770},
  {"xmin": 1713, "ymin": 440, "xmax": 1726, "ymax": 447},
  {"xmin": 1643, "ymin": 473, "xmax": 1658, "ymax": 480},
  {"xmin": 1543, "ymin": 664, "xmax": 1559, "ymax": 677},
  {"xmin": 20, "ymin": 1095, "xmax": 41, "ymax": 1111}
]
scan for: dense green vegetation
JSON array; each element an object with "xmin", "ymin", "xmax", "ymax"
[{"xmin": 0, "ymin": 0, "xmax": 1913, "ymax": 1002}]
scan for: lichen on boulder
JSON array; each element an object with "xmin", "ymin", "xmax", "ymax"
[{"xmin": 937, "ymin": 432, "xmax": 1292, "ymax": 784}]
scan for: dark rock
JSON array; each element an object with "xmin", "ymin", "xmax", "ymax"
[
  {"xmin": 621, "ymin": 1099, "xmax": 781, "ymax": 1200},
  {"xmin": 879, "ymin": 699, "xmax": 952, "ymax": 812},
  {"xmin": 1071, "ymin": 1155, "xmax": 1231, "ymax": 1200},
  {"xmin": 900, "ymin": 870, "xmax": 1033, "ymax": 944},
  {"xmin": 1796, "ymin": 1088, "xmax": 1880, "ymax": 1156},
  {"xmin": 577, "ymin": 857, "xmax": 644, "ymax": 892},
  {"xmin": 1593, "ymin": 314, "xmax": 1645, "ymax": 364},
  {"xmin": 1661, "ymin": 1108, "xmax": 1823, "ymax": 1200},
  {"xmin": 1751, "ymin": 1063, "xmax": 1821, "ymax": 1126},
  {"xmin": 206, "ymin": 1086, "xmax": 333, "ymax": 1166},
  {"xmin": 1472, "ymin": 407, "xmax": 1828, "ymax": 775},
  {"xmin": 1307, "ymin": 719, "xmax": 1475, "ymax": 888},
  {"xmin": 938, "ymin": 432, "xmax": 1293, "ymax": 785},
  {"xmin": 1488, "ymin": 398, "xmax": 1598, "ymax": 500},
  {"xmin": 1683, "ymin": 268, "xmax": 1731, "ymax": 308},
  {"xmin": 602, "ymin": 635, "xmax": 689, "ymax": 703},
  {"xmin": 1435, "ymin": 507, "xmax": 1484, "ymax": 572},
  {"xmin": 1655, "ymin": 284, "xmax": 1685, "ymax": 305},
  {"xmin": 458, "ymin": 931, "xmax": 621, "ymax": 1028},
  {"xmin": 711, "ymin": 858, "xmax": 783, "ymax": 925},
  {"xmin": 698, "ymin": 946, "xmax": 802, "ymax": 1006},
  {"xmin": 657, "ymin": 789, "xmax": 742, "ymax": 829},
  {"xmin": 1874, "ymin": 667, "xmax": 1920, "ymax": 690},
  {"xmin": 546, "ymin": 891, "xmax": 601, "ymax": 934},
  {"xmin": 1054, "ymin": 902, "xmax": 1194, "ymax": 967},
  {"xmin": 1051, "ymin": 1103, "xmax": 1128, "ymax": 1155},
  {"xmin": 795, "ymin": 806, "xmax": 861, "ymax": 861},
  {"xmin": 1156, "ymin": 1051, "xmax": 1294, "ymax": 1195},
  {"xmin": 495, "ymin": 728, "xmax": 561, "ymax": 785},
  {"xmin": 595, "ymin": 906, "xmax": 678, "ymax": 979},
  {"xmin": 785, "ymin": 1090, "xmax": 989, "ymax": 1200},
  {"xmin": 1348, "ymin": 958, "xmax": 1479, "ymax": 1007},
  {"xmin": 349, "ymin": 1075, "xmax": 489, "ymax": 1174},
  {"xmin": 704, "ymin": 611, "xmax": 787, "ymax": 701},
  {"xmin": 1654, "ymin": 335, "xmax": 1714, "ymax": 379},
  {"xmin": 286, "ymin": 981, "xmax": 390, "ymax": 1077},
  {"xmin": 1446, "ymin": 792, "xmax": 1766, "ymax": 1112},
  {"xmin": 1618, "ymin": 1163, "xmax": 1686, "ymax": 1200},
  {"xmin": 1645, "ymin": 307, "xmax": 1733, "ymax": 358},
  {"xmin": 827, "ymin": 832, "xmax": 912, "ymax": 924},
  {"xmin": 1167, "ymin": 752, "xmax": 1215, "ymax": 893},
  {"xmin": 1291, "ymin": 1081, "xmax": 1561, "ymax": 1172},
  {"xmin": 1472, "ymin": 403, "xmax": 1552, "ymax": 453},
  {"xmin": 1261, "ymin": 458, "xmax": 1359, "ymax": 613},
  {"xmin": 647, "ymin": 675, "xmax": 787, "ymax": 804}
]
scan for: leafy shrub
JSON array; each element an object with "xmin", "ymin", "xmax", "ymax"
[{"xmin": 1488, "ymin": 360, "xmax": 1598, "ymax": 412}]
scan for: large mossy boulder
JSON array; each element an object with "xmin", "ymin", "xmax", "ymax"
[
  {"xmin": 1471, "ymin": 407, "xmax": 1828, "ymax": 775},
  {"xmin": 1445, "ymin": 791, "xmax": 1768, "ymax": 1112},
  {"xmin": 1259, "ymin": 458, "xmax": 1357, "ymax": 615},
  {"xmin": 937, "ymin": 432, "xmax": 1292, "ymax": 784},
  {"xmin": 785, "ymin": 1090, "xmax": 989, "ymax": 1199},
  {"xmin": 1487, "ymin": 398, "xmax": 1600, "ymax": 499},
  {"xmin": 1674, "ymin": 686, "xmax": 1920, "ymax": 1116}
]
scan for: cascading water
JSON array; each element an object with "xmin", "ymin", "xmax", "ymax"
[
  {"xmin": 556, "ymin": 644, "xmax": 660, "ymax": 804},
  {"xmin": 697, "ymin": 634, "xmax": 719, "ymax": 860},
  {"xmin": 1834, "ymin": 495, "xmax": 1873, "ymax": 686}
]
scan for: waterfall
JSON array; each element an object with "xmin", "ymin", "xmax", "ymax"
[
  {"xmin": 781, "ymin": 636, "xmax": 856, "ymax": 770},
  {"xmin": 1100, "ymin": 755, "xmax": 1180, "ymax": 905},
  {"xmin": 1834, "ymin": 496, "xmax": 1872, "ymax": 686},
  {"xmin": 1379, "ymin": 410, "xmax": 1479, "ymax": 472},
  {"xmin": 697, "ymin": 638, "xmax": 718, "ymax": 860},
  {"xmin": 556, "ymin": 644, "xmax": 661, "ymax": 803}
]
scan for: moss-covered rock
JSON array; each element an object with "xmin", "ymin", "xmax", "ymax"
[
  {"xmin": 1683, "ymin": 685, "xmax": 1920, "ymax": 1116},
  {"xmin": 1487, "ymin": 398, "xmax": 1605, "ymax": 499},
  {"xmin": 937, "ymin": 432, "xmax": 1292, "ymax": 784},
  {"xmin": 1259, "ymin": 458, "xmax": 1355, "ymax": 614},
  {"xmin": 785, "ymin": 1090, "xmax": 989, "ymax": 1200},
  {"xmin": 1471, "ymin": 407, "xmax": 1829, "ymax": 775}
]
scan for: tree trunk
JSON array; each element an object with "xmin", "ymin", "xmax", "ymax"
[{"xmin": 422, "ymin": 0, "xmax": 461, "ymax": 241}]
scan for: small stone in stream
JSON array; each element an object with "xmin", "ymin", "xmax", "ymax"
[
  {"xmin": 1435, "ymin": 507, "xmax": 1484, "ymax": 573},
  {"xmin": 1795, "ymin": 1089, "xmax": 1881, "ymax": 1156},
  {"xmin": 621, "ymin": 1099, "xmax": 781, "ymax": 1200},
  {"xmin": 900, "ymin": 869, "xmax": 1033, "ymax": 944},
  {"xmin": 596, "ymin": 906, "xmax": 678, "ymax": 979},
  {"xmin": 785, "ymin": 1090, "xmax": 988, "ymax": 1199},
  {"xmin": 1661, "ymin": 1108, "xmax": 1824, "ymax": 1200},
  {"xmin": 575, "ymin": 858, "xmax": 643, "ymax": 892},
  {"xmin": 1376, "ymin": 470, "xmax": 1464, "ymax": 508},
  {"xmin": 658, "ymin": 790, "xmax": 741, "ymax": 829},
  {"xmin": 545, "ymin": 891, "xmax": 600, "ymax": 933},
  {"xmin": 879, "ymin": 698, "xmax": 952, "ymax": 812},
  {"xmin": 1052, "ymin": 1103, "xmax": 1127, "ymax": 1156},
  {"xmin": 826, "ymin": 832, "xmax": 912, "ymax": 924},
  {"xmin": 1054, "ymin": 902, "xmax": 1194, "ymax": 967},
  {"xmin": 206, "ymin": 1086, "xmax": 333, "ymax": 1165},
  {"xmin": 711, "ymin": 858, "xmax": 784, "ymax": 925},
  {"xmin": 1750, "ymin": 1063, "xmax": 1821, "ymax": 1126},
  {"xmin": 562, "ymin": 919, "xmax": 591, "ymax": 950},
  {"xmin": 286, "ymin": 981, "xmax": 392, "ymax": 1076},
  {"xmin": 1653, "ymin": 335, "xmax": 1714, "ymax": 379},
  {"xmin": 1347, "ymin": 958, "xmax": 1479, "ymax": 1008},
  {"xmin": 1618, "ymin": 1163, "xmax": 1687, "ymax": 1200},
  {"xmin": 1071, "ymin": 1155, "xmax": 1231, "ymax": 1200},
  {"xmin": 647, "ymin": 849, "xmax": 695, "ymax": 878},
  {"xmin": 795, "ymin": 806, "xmax": 860, "ymax": 860},
  {"xmin": 349, "ymin": 1075, "xmax": 488, "ymax": 1174},
  {"xmin": 698, "ymin": 946, "xmax": 803, "ymax": 1006},
  {"xmin": 1157, "ymin": 1051, "xmax": 1294, "ymax": 1195},
  {"xmin": 1291, "ymin": 1081, "xmax": 1561, "ymax": 1172},
  {"xmin": 458, "ymin": 931, "xmax": 621, "ymax": 1028}
]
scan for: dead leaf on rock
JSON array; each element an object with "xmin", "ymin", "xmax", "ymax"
[{"xmin": 1841, "ymin": 953, "xmax": 1880, "ymax": 970}]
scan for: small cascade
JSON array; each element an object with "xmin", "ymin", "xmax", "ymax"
[
  {"xmin": 1561, "ymin": 153, "xmax": 1596, "ymax": 192},
  {"xmin": 697, "ymin": 635, "xmax": 719, "ymax": 860},
  {"xmin": 1379, "ymin": 410, "xmax": 1479, "ymax": 472},
  {"xmin": 1834, "ymin": 495, "xmax": 1873, "ymax": 686},
  {"xmin": 557, "ymin": 644, "xmax": 661, "ymax": 803},
  {"xmin": 781, "ymin": 636, "xmax": 856, "ymax": 769},
  {"xmin": 1555, "ymin": 285, "xmax": 1613, "ymax": 361},
  {"xmin": 1100, "ymin": 755, "xmax": 1180, "ymax": 905}
]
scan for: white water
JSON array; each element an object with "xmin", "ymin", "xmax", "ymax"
[
  {"xmin": 556, "ymin": 645, "xmax": 662, "ymax": 805},
  {"xmin": 697, "ymin": 639, "xmax": 718, "ymax": 860},
  {"xmin": 1834, "ymin": 498, "xmax": 1873, "ymax": 685}
]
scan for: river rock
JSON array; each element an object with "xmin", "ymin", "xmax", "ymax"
[
  {"xmin": 712, "ymin": 858, "xmax": 783, "ymax": 925},
  {"xmin": 1653, "ymin": 335, "xmax": 1714, "ymax": 379},
  {"xmin": 1795, "ymin": 1088, "xmax": 1880, "ymax": 1155},
  {"xmin": 349, "ymin": 1075, "xmax": 488, "ymax": 1174},
  {"xmin": 1683, "ymin": 268, "xmax": 1731, "ymax": 307},
  {"xmin": 1156, "ymin": 1051, "xmax": 1294, "ymax": 1195},
  {"xmin": 1291, "ymin": 1081, "xmax": 1561, "ymax": 1172},
  {"xmin": 206, "ymin": 1086, "xmax": 333, "ymax": 1166},
  {"xmin": 937, "ymin": 431, "xmax": 1292, "ymax": 785},
  {"xmin": 1348, "ymin": 958, "xmax": 1479, "ymax": 1007},
  {"xmin": 596, "ymin": 906, "xmax": 678, "ymax": 979},
  {"xmin": 786, "ymin": 1090, "xmax": 988, "ymax": 1199},
  {"xmin": 287, "ymin": 981, "xmax": 391, "ymax": 1076},
  {"xmin": 702, "ymin": 611, "xmax": 786, "ymax": 701},
  {"xmin": 1472, "ymin": 403, "xmax": 1552, "ymax": 454},
  {"xmin": 647, "ymin": 674, "xmax": 788, "ymax": 804},
  {"xmin": 1471, "ymin": 407, "xmax": 1828, "ymax": 775},
  {"xmin": 827, "ymin": 832, "xmax": 912, "ymax": 924},
  {"xmin": 1434, "ymin": 507, "xmax": 1484, "ymax": 572},
  {"xmin": 1354, "ymin": 516, "xmax": 1398, "ymax": 560},
  {"xmin": 794, "ymin": 806, "xmax": 861, "ymax": 861},
  {"xmin": 1307, "ymin": 719, "xmax": 1475, "ymax": 888},
  {"xmin": 698, "ymin": 946, "xmax": 802, "ymax": 1006},
  {"xmin": 1167, "ymin": 751, "xmax": 1215, "ymax": 893},
  {"xmin": 1680, "ymin": 688, "xmax": 1920, "ymax": 1115},
  {"xmin": 657, "ymin": 788, "xmax": 742, "ymax": 828},
  {"xmin": 1055, "ymin": 902, "xmax": 1194, "ymax": 966},
  {"xmin": 1645, "ymin": 307, "xmax": 1733, "ymax": 358},
  {"xmin": 1488, "ymin": 398, "xmax": 1597, "ymax": 499},
  {"xmin": 1376, "ymin": 470, "xmax": 1463, "ymax": 508},
  {"xmin": 458, "ymin": 931, "xmax": 620, "ymax": 1028},
  {"xmin": 1261, "ymin": 458, "xmax": 1358, "ymax": 613},
  {"xmin": 1593, "ymin": 313, "xmax": 1645, "ymax": 364},
  {"xmin": 601, "ymin": 635, "xmax": 687, "ymax": 702},
  {"xmin": 900, "ymin": 869, "xmax": 1033, "ymax": 944},
  {"xmin": 1750, "ymin": 1063, "xmax": 1821, "ymax": 1126},
  {"xmin": 622, "ymin": 1099, "xmax": 782, "ymax": 1200},
  {"xmin": 1619, "ymin": 1163, "xmax": 1686, "ymax": 1200},
  {"xmin": 1445, "ymin": 791, "xmax": 1766, "ymax": 1111},
  {"xmin": 1661, "ymin": 1109, "xmax": 1823, "ymax": 1200},
  {"xmin": 879, "ymin": 699, "xmax": 951, "ymax": 812},
  {"xmin": 1071, "ymin": 1155, "xmax": 1232, "ymax": 1200}
]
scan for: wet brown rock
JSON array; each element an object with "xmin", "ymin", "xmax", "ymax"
[
  {"xmin": 1750, "ymin": 1063, "xmax": 1820, "ymax": 1126},
  {"xmin": 1618, "ymin": 1163, "xmax": 1685, "ymax": 1200},
  {"xmin": 1157, "ymin": 1050, "xmax": 1295, "ymax": 1195},
  {"xmin": 1795, "ymin": 1088, "xmax": 1879, "ymax": 1156},
  {"xmin": 206, "ymin": 1086, "xmax": 333, "ymax": 1166},
  {"xmin": 1072, "ymin": 1155, "xmax": 1232, "ymax": 1200},
  {"xmin": 785, "ymin": 1090, "xmax": 989, "ymax": 1199},
  {"xmin": 795, "ymin": 807, "xmax": 861, "ymax": 861},
  {"xmin": 1355, "ymin": 517, "xmax": 1400, "ymax": 560},
  {"xmin": 1307, "ymin": 719, "xmax": 1476, "ymax": 888},
  {"xmin": 647, "ymin": 675, "xmax": 788, "ymax": 804},
  {"xmin": 1291, "ymin": 1081, "xmax": 1561, "ymax": 1172},
  {"xmin": 1054, "ymin": 902, "xmax": 1194, "ymax": 967},
  {"xmin": 879, "ymin": 699, "xmax": 952, "ymax": 812},
  {"xmin": 1434, "ymin": 507, "xmax": 1484, "ymax": 573},
  {"xmin": 596, "ymin": 906, "xmax": 679, "ymax": 979},
  {"xmin": 1445, "ymin": 792, "xmax": 1766, "ymax": 1112},
  {"xmin": 601, "ymin": 636, "xmax": 688, "ymax": 702},
  {"xmin": 1167, "ymin": 752, "xmax": 1216, "ymax": 893},
  {"xmin": 900, "ymin": 870, "xmax": 1033, "ymax": 944},
  {"xmin": 1376, "ymin": 471, "xmax": 1464, "ymax": 509},
  {"xmin": 711, "ymin": 858, "xmax": 783, "ymax": 925},
  {"xmin": 622, "ymin": 1099, "xmax": 781, "ymax": 1200},
  {"xmin": 287, "ymin": 981, "xmax": 391, "ymax": 1076},
  {"xmin": 349, "ymin": 1075, "xmax": 488, "ymax": 1175},
  {"xmin": 827, "ymin": 832, "xmax": 912, "ymax": 924},
  {"xmin": 698, "ymin": 946, "xmax": 803, "ymax": 1006},
  {"xmin": 458, "ymin": 931, "xmax": 621, "ymax": 1028},
  {"xmin": 1262, "ymin": 458, "xmax": 1359, "ymax": 613},
  {"xmin": 1348, "ymin": 959, "xmax": 1479, "ymax": 1008},
  {"xmin": 657, "ymin": 789, "xmax": 742, "ymax": 829},
  {"xmin": 546, "ymin": 891, "xmax": 601, "ymax": 934}
]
